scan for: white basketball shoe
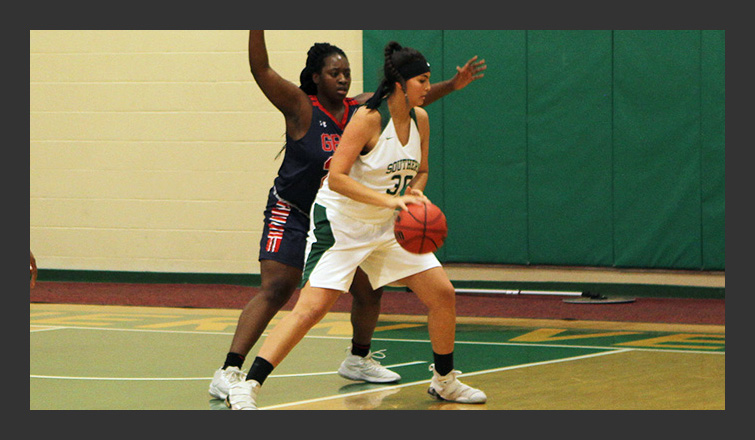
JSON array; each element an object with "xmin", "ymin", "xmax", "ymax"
[{"xmin": 427, "ymin": 364, "xmax": 487, "ymax": 403}]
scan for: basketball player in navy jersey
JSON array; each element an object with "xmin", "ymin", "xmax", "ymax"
[{"xmin": 209, "ymin": 30, "xmax": 486, "ymax": 401}]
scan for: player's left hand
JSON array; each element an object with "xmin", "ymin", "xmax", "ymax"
[
  {"xmin": 452, "ymin": 55, "xmax": 486, "ymax": 90},
  {"xmin": 405, "ymin": 186, "xmax": 429, "ymax": 204}
]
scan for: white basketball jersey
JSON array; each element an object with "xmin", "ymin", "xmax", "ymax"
[{"xmin": 315, "ymin": 108, "xmax": 422, "ymax": 224}]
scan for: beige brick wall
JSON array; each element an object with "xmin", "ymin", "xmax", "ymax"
[{"xmin": 30, "ymin": 30, "xmax": 364, "ymax": 274}]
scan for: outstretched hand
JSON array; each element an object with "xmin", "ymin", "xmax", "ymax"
[{"xmin": 452, "ymin": 55, "xmax": 487, "ymax": 91}]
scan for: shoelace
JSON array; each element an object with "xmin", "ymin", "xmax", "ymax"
[
  {"xmin": 361, "ymin": 349, "xmax": 389, "ymax": 369},
  {"xmin": 345, "ymin": 346, "xmax": 389, "ymax": 362},
  {"xmin": 429, "ymin": 364, "xmax": 465, "ymax": 387},
  {"xmin": 366, "ymin": 349, "xmax": 387, "ymax": 361},
  {"xmin": 224, "ymin": 368, "xmax": 247, "ymax": 383},
  {"xmin": 429, "ymin": 364, "xmax": 483, "ymax": 401}
]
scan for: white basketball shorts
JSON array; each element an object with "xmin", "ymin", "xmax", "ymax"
[{"xmin": 303, "ymin": 203, "xmax": 441, "ymax": 292}]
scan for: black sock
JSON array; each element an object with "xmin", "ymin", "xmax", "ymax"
[
  {"xmin": 223, "ymin": 352, "xmax": 246, "ymax": 370},
  {"xmin": 433, "ymin": 352, "xmax": 454, "ymax": 376},
  {"xmin": 351, "ymin": 340, "xmax": 371, "ymax": 357},
  {"xmin": 246, "ymin": 356, "xmax": 275, "ymax": 385}
]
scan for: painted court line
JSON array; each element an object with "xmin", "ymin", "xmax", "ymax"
[
  {"xmin": 30, "ymin": 326, "xmax": 66, "ymax": 333},
  {"xmin": 30, "ymin": 375, "xmax": 211, "ymax": 381},
  {"xmin": 269, "ymin": 361, "xmax": 427, "ymax": 378},
  {"xmin": 29, "ymin": 324, "xmax": 723, "ymax": 355},
  {"xmin": 260, "ymin": 349, "xmax": 632, "ymax": 410},
  {"xmin": 29, "ymin": 361, "xmax": 427, "ymax": 382},
  {"xmin": 29, "ymin": 325, "xmax": 235, "ymax": 337}
]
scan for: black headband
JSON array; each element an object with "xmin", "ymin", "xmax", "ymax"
[{"xmin": 397, "ymin": 59, "xmax": 431, "ymax": 80}]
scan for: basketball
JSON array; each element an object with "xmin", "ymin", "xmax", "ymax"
[{"xmin": 394, "ymin": 202, "xmax": 448, "ymax": 254}]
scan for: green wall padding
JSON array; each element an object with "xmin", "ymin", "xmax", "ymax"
[
  {"xmin": 613, "ymin": 30, "xmax": 702, "ymax": 269},
  {"xmin": 700, "ymin": 30, "xmax": 725, "ymax": 270},
  {"xmin": 363, "ymin": 30, "xmax": 724, "ymax": 271},
  {"xmin": 442, "ymin": 30, "xmax": 529, "ymax": 263},
  {"xmin": 526, "ymin": 30, "xmax": 614, "ymax": 266}
]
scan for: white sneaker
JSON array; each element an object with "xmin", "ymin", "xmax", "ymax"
[
  {"xmin": 226, "ymin": 379, "xmax": 260, "ymax": 410},
  {"xmin": 208, "ymin": 366, "xmax": 245, "ymax": 400},
  {"xmin": 427, "ymin": 364, "xmax": 487, "ymax": 404},
  {"xmin": 338, "ymin": 348, "xmax": 401, "ymax": 383}
]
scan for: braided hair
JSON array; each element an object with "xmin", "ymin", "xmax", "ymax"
[
  {"xmin": 365, "ymin": 41, "xmax": 430, "ymax": 110},
  {"xmin": 274, "ymin": 42, "xmax": 348, "ymax": 159},
  {"xmin": 299, "ymin": 42, "xmax": 347, "ymax": 95}
]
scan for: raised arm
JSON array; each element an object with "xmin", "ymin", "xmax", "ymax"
[
  {"xmin": 248, "ymin": 30, "xmax": 311, "ymax": 135},
  {"xmin": 352, "ymin": 55, "xmax": 486, "ymax": 107},
  {"xmin": 423, "ymin": 55, "xmax": 486, "ymax": 106}
]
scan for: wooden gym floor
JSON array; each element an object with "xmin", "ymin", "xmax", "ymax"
[{"xmin": 30, "ymin": 298, "xmax": 724, "ymax": 410}]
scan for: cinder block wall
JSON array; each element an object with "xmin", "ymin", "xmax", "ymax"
[{"xmin": 30, "ymin": 30, "xmax": 364, "ymax": 275}]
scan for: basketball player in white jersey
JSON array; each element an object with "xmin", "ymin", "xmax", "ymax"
[{"xmin": 227, "ymin": 41, "xmax": 487, "ymax": 409}]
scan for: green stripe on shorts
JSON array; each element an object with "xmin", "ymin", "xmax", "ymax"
[{"xmin": 301, "ymin": 204, "xmax": 335, "ymax": 286}]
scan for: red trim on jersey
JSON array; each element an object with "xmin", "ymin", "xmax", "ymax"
[{"xmin": 309, "ymin": 96, "xmax": 358, "ymax": 131}]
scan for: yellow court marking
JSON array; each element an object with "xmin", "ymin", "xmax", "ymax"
[
  {"xmin": 30, "ymin": 303, "xmax": 725, "ymax": 334},
  {"xmin": 30, "ymin": 303, "xmax": 724, "ymax": 410}
]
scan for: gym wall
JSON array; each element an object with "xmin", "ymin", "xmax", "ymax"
[
  {"xmin": 29, "ymin": 30, "xmax": 724, "ymax": 278},
  {"xmin": 364, "ymin": 30, "xmax": 724, "ymax": 271},
  {"xmin": 30, "ymin": 30, "xmax": 365, "ymax": 275}
]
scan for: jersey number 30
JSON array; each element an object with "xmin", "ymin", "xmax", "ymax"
[{"xmin": 386, "ymin": 174, "xmax": 412, "ymax": 195}]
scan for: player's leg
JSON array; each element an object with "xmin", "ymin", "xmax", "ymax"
[
  {"xmin": 227, "ymin": 204, "xmax": 376, "ymax": 409},
  {"xmin": 226, "ymin": 283, "xmax": 342, "ymax": 410},
  {"xmin": 402, "ymin": 267, "xmax": 486, "ymax": 404},
  {"xmin": 228, "ymin": 260, "xmax": 302, "ymax": 356},
  {"xmin": 349, "ymin": 268, "xmax": 381, "ymax": 349},
  {"xmin": 338, "ymin": 269, "xmax": 401, "ymax": 383},
  {"xmin": 208, "ymin": 260, "xmax": 301, "ymax": 400},
  {"xmin": 401, "ymin": 267, "xmax": 456, "ymax": 354},
  {"xmin": 210, "ymin": 193, "xmax": 308, "ymax": 400},
  {"xmin": 256, "ymin": 283, "xmax": 342, "ymax": 366}
]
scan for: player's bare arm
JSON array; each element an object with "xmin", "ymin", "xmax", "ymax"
[
  {"xmin": 248, "ymin": 30, "xmax": 312, "ymax": 138},
  {"xmin": 352, "ymin": 56, "xmax": 486, "ymax": 107}
]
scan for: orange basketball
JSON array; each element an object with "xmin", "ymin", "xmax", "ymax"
[{"xmin": 394, "ymin": 202, "xmax": 448, "ymax": 254}]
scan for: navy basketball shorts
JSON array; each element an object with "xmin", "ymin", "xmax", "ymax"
[{"xmin": 258, "ymin": 190, "xmax": 310, "ymax": 270}]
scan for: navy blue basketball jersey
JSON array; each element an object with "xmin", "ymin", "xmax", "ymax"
[{"xmin": 272, "ymin": 96, "xmax": 360, "ymax": 215}]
